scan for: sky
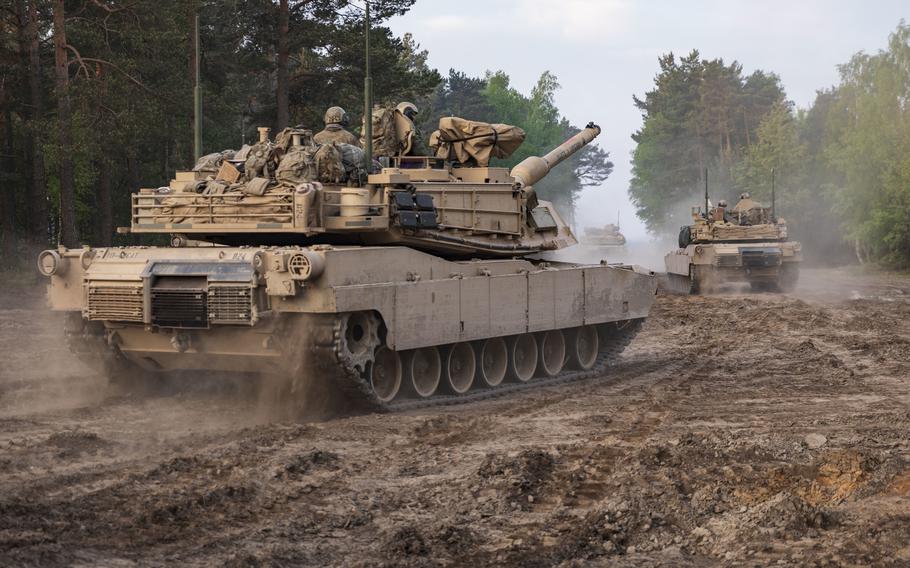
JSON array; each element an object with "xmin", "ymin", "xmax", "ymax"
[{"xmin": 387, "ymin": 0, "xmax": 908, "ymax": 241}]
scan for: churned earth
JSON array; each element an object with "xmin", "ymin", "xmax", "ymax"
[{"xmin": 1, "ymin": 267, "xmax": 909, "ymax": 567}]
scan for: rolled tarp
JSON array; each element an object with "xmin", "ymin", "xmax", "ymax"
[{"xmin": 429, "ymin": 117, "xmax": 525, "ymax": 166}]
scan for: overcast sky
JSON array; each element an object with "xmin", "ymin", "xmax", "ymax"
[{"xmin": 388, "ymin": 1, "xmax": 907, "ymax": 240}]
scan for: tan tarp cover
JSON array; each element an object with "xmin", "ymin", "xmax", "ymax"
[
  {"xmin": 711, "ymin": 224, "xmax": 782, "ymax": 240},
  {"xmin": 429, "ymin": 117, "xmax": 525, "ymax": 166},
  {"xmin": 154, "ymin": 192, "xmax": 293, "ymax": 224}
]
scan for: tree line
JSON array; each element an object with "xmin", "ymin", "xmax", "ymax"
[
  {"xmin": 0, "ymin": 0, "xmax": 610, "ymax": 266},
  {"xmin": 631, "ymin": 22, "xmax": 910, "ymax": 265}
]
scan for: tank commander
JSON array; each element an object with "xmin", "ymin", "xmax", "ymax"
[
  {"xmin": 734, "ymin": 192, "xmax": 766, "ymax": 225},
  {"xmin": 716, "ymin": 199, "xmax": 731, "ymax": 223},
  {"xmin": 314, "ymin": 106, "xmax": 360, "ymax": 147},
  {"xmin": 395, "ymin": 101, "xmax": 427, "ymax": 156},
  {"xmin": 734, "ymin": 192, "xmax": 757, "ymax": 212}
]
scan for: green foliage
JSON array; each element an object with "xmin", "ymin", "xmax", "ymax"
[
  {"xmin": 630, "ymin": 50, "xmax": 785, "ymax": 232},
  {"xmin": 417, "ymin": 69, "xmax": 495, "ymax": 134},
  {"xmin": 822, "ymin": 22, "xmax": 910, "ymax": 265},
  {"xmin": 733, "ymin": 102, "xmax": 806, "ymax": 202}
]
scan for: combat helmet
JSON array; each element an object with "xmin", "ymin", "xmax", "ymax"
[
  {"xmin": 324, "ymin": 106, "xmax": 349, "ymax": 127},
  {"xmin": 396, "ymin": 102, "xmax": 418, "ymax": 120}
]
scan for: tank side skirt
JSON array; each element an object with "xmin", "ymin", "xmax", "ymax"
[{"xmin": 333, "ymin": 266, "xmax": 655, "ymax": 351}]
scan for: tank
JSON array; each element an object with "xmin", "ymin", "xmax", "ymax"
[
  {"xmin": 37, "ymin": 119, "xmax": 657, "ymax": 414},
  {"xmin": 664, "ymin": 192, "xmax": 802, "ymax": 294},
  {"xmin": 581, "ymin": 223, "xmax": 627, "ymax": 248}
]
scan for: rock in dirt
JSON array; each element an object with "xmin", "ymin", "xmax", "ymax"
[{"xmin": 804, "ymin": 434, "xmax": 827, "ymax": 449}]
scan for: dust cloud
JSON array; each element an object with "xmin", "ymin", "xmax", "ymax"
[
  {"xmin": 0, "ymin": 284, "xmax": 107, "ymax": 417},
  {"xmin": 544, "ymin": 235, "xmax": 674, "ymax": 274},
  {"xmin": 0, "ymin": 279, "xmax": 273, "ymax": 440}
]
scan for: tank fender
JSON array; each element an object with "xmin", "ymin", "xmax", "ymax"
[{"xmin": 332, "ymin": 264, "xmax": 656, "ymax": 352}]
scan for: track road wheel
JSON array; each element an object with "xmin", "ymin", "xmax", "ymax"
[
  {"xmin": 507, "ymin": 334, "xmax": 538, "ymax": 383},
  {"xmin": 444, "ymin": 342, "xmax": 475, "ymax": 394},
  {"xmin": 567, "ymin": 326, "xmax": 599, "ymax": 370},
  {"xmin": 406, "ymin": 346, "xmax": 441, "ymax": 398},
  {"xmin": 537, "ymin": 329, "xmax": 566, "ymax": 377},
  {"xmin": 338, "ymin": 312, "xmax": 380, "ymax": 374},
  {"xmin": 475, "ymin": 337, "xmax": 508, "ymax": 388},
  {"xmin": 369, "ymin": 347, "xmax": 402, "ymax": 403}
]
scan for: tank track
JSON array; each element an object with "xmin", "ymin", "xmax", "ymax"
[
  {"xmin": 64, "ymin": 310, "xmax": 646, "ymax": 415},
  {"xmin": 285, "ymin": 316, "xmax": 645, "ymax": 414}
]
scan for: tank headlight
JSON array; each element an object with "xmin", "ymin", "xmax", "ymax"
[
  {"xmin": 287, "ymin": 252, "xmax": 325, "ymax": 281},
  {"xmin": 695, "ymin": 246, "xmax": 703, "ymax": 255},
  {"xmin": 79, "ymin": 248, "xmax": 96, "ymax": 270},
  {"xmin": 37, "ymin": 250, "xmax": 66, "ymax": 277}
]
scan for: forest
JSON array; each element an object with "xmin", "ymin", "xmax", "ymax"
[
  {"xmin": 631, "ymin": 22, "xmax": 910, "ymax": 265},
  {"xmin": 0, "ymin": 0, "xmax": 610, "ymax": 266}
]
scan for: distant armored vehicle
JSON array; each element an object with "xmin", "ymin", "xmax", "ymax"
[
  {"xmin": 39, "ymin": 118, "xmax": 656, "ymax": 414},
  {"xmin": 665, "ymin": 190, "xmax": 801, "ymax": 294},
  {"xmin": 581, "ymin": 223, "xmax": 627, "ymax": 248}
]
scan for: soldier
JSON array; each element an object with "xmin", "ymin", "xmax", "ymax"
[
  {"xmin": 716, "ymin": 199, "xmax": 731, "ymax": 223},
  {"xmin": 314, "ymin": 106, "xmax": 361, "ymax": 147},
  {"xmin": 395, "ymin": 102, "xmax": 426, "ymax": 155}
]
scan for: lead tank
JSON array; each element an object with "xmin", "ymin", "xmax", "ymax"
[{"xmin": 38, "ymin": 118, "xmax": 657, "ymax": 414}]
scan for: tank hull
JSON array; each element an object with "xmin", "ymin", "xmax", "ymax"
[
  {"xmin": 46, "ymin": 244, "xmax": 657, "ymax": 412},
  {"xmin": 664, "ymin": 241, "xmax": 801, "ymax": 294}
]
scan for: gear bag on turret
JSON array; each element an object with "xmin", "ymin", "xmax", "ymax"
[
  {"xmin": 276, "ymin": 145, "xmax": 319, "ymax": 185},
  {"xmin": 315, "ymin": 144, "xmax": 346, "ymax": 184},
  {"xmin": 362, "ymin": 106, "xmax": 402, "ymax": 157}
]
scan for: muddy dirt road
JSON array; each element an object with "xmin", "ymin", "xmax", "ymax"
[{"xmin": 2, "ymin": 268, "xmax": 910, "ymax": 567}]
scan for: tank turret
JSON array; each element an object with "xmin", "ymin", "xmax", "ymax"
[{"xmin": 124, "ymin": 118, "xmax": 602, "ymax": 259}]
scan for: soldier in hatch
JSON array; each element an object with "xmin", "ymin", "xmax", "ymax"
[
  {"xmin": 395, "ymin": 101, "xmax": 426, "ymax": 156},
  {"xmin": 716, "ymin": 199, "xmax": 731, "ymax": 223},
  {"xmin": 314, "ymin": 106, "xmax": 360, "ymax": 147}
]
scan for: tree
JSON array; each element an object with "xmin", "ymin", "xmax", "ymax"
[
  {"xmin": 276, "ymin": 0, "xmax": 289, "ymax": 130},
  {"xmin": 822, "ymin": 22, "xmax": 910, "ymax": 265},
  {"xmin": 52, "ymin": 0, "xmax": 76, "ymax": 247},
  {"xmin": 418, "ymin": 69, "xmax": 495, "ymax": 136},
  {"xmin": 630, "ymin": 51, "xmax": 785, "ymax": 234},
  {"xmin": 734, "ymin": 102, "xmax": 806, "ymax": 203},
  {"xmin": 25, "ymin": 0, "xmax": 47, "ymax": 244}
]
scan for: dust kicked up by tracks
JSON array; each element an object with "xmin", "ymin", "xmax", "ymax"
[{"xmin": 2, "ymin": 268, "xmax": 910, "ymax": 566}]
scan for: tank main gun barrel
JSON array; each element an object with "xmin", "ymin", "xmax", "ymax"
[{"xmin": 510, "ymin": 122, "xmax": 601, "ymax": 188}]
